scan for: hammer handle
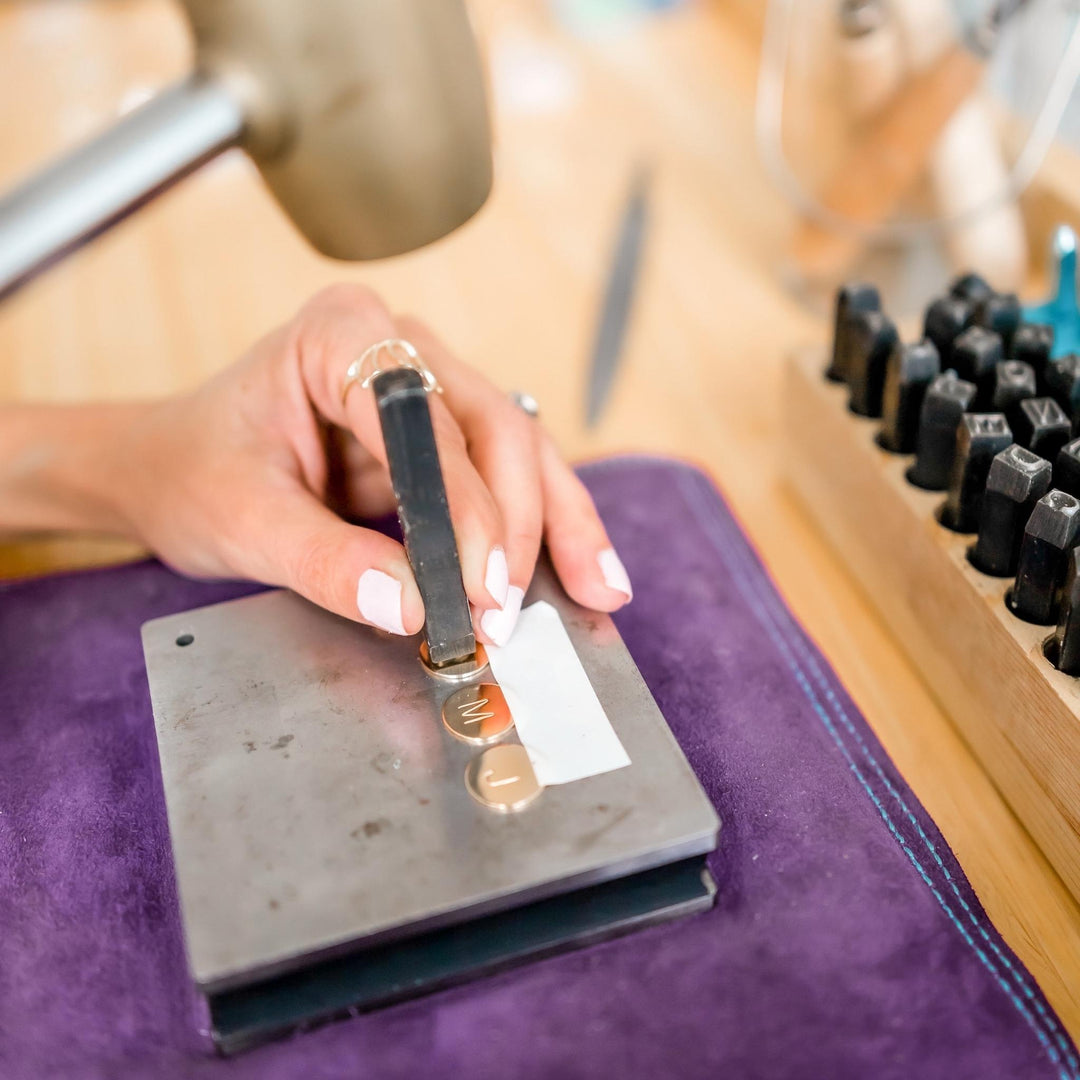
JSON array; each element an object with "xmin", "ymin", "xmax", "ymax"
[{"xmin": 0, "ymin": 75, "xmax": 242, "ymax": 302}]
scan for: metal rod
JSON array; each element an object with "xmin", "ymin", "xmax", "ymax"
[{"xmin": 0, "ymin": 75, "xmax": 244, "ymax": 300}]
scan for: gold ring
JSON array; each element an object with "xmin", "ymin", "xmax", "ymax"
[{"xmin": 341, "ymin": 338, "xmax": 442, "ymax": 406}]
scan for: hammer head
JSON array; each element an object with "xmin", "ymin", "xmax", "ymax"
[{"xmin": 182, "ymin": 0, "xmax": 493, "ymax": 260}]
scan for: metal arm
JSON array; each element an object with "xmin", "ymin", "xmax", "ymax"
[{"xmin": 0, "ymin": 76, "xmax": 243, "ymax": 300}]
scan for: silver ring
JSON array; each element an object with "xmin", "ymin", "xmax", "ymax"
[
  {"xmin": 342, "ymin": 338, "xmax": 442, "ymax": 405},
  {"xmin": 509, "ymin": 391, "xmax": 540, "ymax": 419}
]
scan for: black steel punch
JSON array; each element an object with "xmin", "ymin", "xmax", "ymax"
[
  {"xmin": 827, "ymin": 282, "xmax": 880, "ymax": 384},
  {"xmin": 974, "ymin": 292, "xmax": 1021, "ymax": 353},
  {"xmin": 1007, "ymin": 489, "xmax": 1080, "ymax": 625},
  {"xmin": 1009, "ymin": 397, "xmax": 1071, "ymax": 462},
  {"xmin": 907, "ymin": 370, "xmax": 976, "ymax": 491},
  {"xmin": 951, "ymin": 325, "xmax": 1003, "ymax": 401},
  {"xmin": 373, "ymin": 367, "xmax": 476, "ymax": 668},
  {"xmin": 878, "ymin": 340, "xmax": 940, "ymax": 454},
  {"xmin": 1052, "ymin": 549, "xmax": 1080, "ymax": 675},
  {"xmin": 969, "ymin": 445, "xmax": 1052, "ymax": 577},
  {"xmin": 940, "ymin": 414, "xmax": 1012, "ymax": 534},
  {"xmin": 991, "ymin": 360, "xmax": 1036, "ymax": 415},
  {"xmin": 924, "ymin": 296, "xmax": 974, "ymax": 369},
  {"xmin": 846, "ymin": 310, "xmax": 898, "ymax": 418},
  {"xmin": 1045, "ymin": 355, "xmax": 1080, "ymax": 422},
  {"xmin": 1055, "ymin": 438, "xmax": 1080, "ymax": 498},
  {"xmin": 1010, "ymin": 323, "xmax": 1054, "ymax": 390},
  {"xmin": 950, "ymin": 272, "xmax": 994, "ymax": 304}
]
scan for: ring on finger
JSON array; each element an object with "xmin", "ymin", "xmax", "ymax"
[
  {"xmin": 342, "ymin": 338, "xmax": 443, "ymax": 406},
  {"xmin": 509, "ymin": 391, "xmax": 540, "ymax": 419}
]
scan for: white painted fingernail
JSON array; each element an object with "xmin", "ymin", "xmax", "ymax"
[
  {"xmin": 485, "ymin": 546, "xmax": 510, "ymax": 608},
  {"xmin": 481, "ymin": 585, "xmax": 525, "ymax": 647},
  {"xmin": 598, "ymin": 547, "xmax": 633, "ymax": 600},
  {"xmin": 356, "ymin": 569, "xmax": 408, "ymax": 635}
]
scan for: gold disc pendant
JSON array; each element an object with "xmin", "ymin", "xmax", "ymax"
[
  {"xmin": 442, "ymin": 683, "xmax": 515, "ymax": 746},
  {"xmin": 464, "ymin": 743, "xmax": 542, "ymax": 813}
]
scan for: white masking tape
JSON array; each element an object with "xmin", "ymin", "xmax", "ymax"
[{"xmin": 486, "ymin": 601, "xmax": 631, "ymax": 786}]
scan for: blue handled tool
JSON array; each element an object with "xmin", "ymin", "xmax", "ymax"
[{"xmin": 1024, "ymin": 224, "xmax": 1080, "ymax": 358}]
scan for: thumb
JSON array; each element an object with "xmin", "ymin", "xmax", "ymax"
[{"xmin": 247, "ymin": 489, "xmax": 424, "ymax": 636}]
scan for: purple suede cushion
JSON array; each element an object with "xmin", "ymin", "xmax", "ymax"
[{"xmin": 0, "ymin": 456, "xmax": 1075, "ymax": 1080}]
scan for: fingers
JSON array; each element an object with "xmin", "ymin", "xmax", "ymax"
[
  {"xmin": 323, "ymin": 426, "xmax": 398, "ymax": 522},
  {"xmin": 398, "ymin": 316, "xmax": 630, "ymax": 630},
  {"xmin": 393, "ymin": 312, "xmax": 632, "ymax": 628},
  {"xmin": 242, "ymin": 482, "xmax": 425, "ymax": 636},
  {"xmin": 290, "ymin": 284, "xmax": 400, "ymax": 428},
  {"xmin": 538, "ymin": 434, "xmax": 633, "ymax": 613},
  {"xmin": 287, "ymin": 286, "xmax": 630, "ymax": 649},
  {"xmin": 291, "ymin": 286, "xmax": 508, "ymax": 622}
]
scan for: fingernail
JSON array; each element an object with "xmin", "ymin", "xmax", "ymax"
[
  {"xmin": 598, "ymin": 547, "xmax": 633, "ymax": 601},
  {"xmin": 481, "ymin": 586, "xmax": 525, "ymax": 647},
  {"xmin": 356, "ymin": 569, "xmax": 408, "ymax": 635},
  {"xmin": 484, "ymin": 546, "xmax": 510, "ymax": 608}
]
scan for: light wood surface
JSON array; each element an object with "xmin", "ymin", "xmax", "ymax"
[
  {"xmin": 787, "ymin": 346, "xmax": 1080, "ymax": 908},
  {"xmin": 3, "ymin": 0, "xmax": 1080, "ymax": 1043}
]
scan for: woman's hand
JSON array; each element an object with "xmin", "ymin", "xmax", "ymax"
[{"xmin": 105, "ymin": 285, "xmax": 632, "ymax": 644}]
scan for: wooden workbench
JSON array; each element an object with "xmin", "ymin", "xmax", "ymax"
[{"xmin": 2, "ymin": 0, "xmax": 1079, "ymax": 1041}]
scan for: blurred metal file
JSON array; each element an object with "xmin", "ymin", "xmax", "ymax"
[{"xmin": 585, "ymin": 164, "xmax": 651, "ymax": 428}]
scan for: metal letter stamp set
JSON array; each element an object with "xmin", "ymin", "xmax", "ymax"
[{"xmin": 784, "ymin": 244, "xmax": 1080, "ymax": 915}]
